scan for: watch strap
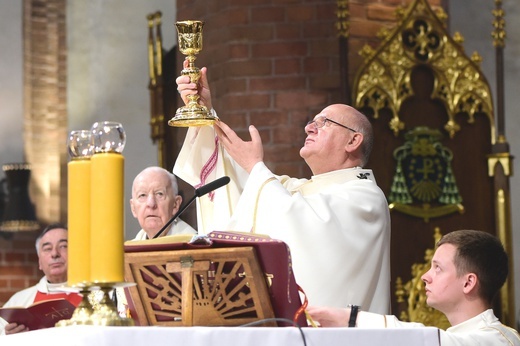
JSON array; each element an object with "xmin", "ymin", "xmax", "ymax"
[{"xmin": 348, "ymin": 304, "xmax": 359, "ymax": 327}]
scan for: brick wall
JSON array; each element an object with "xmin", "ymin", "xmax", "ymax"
[{"xmin": 0, "ymin": 232, "xmax": 40, "ymax": 305}]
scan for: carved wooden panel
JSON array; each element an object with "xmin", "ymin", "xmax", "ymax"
[{"xmin": 124, "ymin": 246, "xmax": 275, "ymax": 326}]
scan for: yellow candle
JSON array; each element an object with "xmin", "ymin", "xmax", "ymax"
[
  {"xmin": 67, "ymin": 158, "xmax": 91, "ymax": 286},
  {"xmin": 90, "ymin": 152, "xmax": 125, "ymax": 283}
]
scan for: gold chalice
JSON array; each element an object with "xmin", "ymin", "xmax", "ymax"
[{"xmin": 169, "ymin": 20, "xmax": 218, "ymax": 127}]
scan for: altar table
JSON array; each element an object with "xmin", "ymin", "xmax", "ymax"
[{"xmin": 1, "ymin": 325, "xmax": 440, "ymax": 346}]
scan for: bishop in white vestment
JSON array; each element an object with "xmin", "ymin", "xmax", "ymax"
[{"xmin": 174, "ymin": 109, "xmax": 391, "ymax": 313}]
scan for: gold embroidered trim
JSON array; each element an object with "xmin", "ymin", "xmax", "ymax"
[{"xmin": 251, "ymin": 177, "xmax": 277, "ymax": 234}]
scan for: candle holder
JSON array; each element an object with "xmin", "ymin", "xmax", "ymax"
[
  {"xmin": 89, "ymin": 284, "xmax": 134, "ymax": 326},
  {"xmin": 55, "ymin": 287, "xmax": 94, "ymax": 327},
  {"xmin": 60, "ymin": 124, "xmax": 134, "ymax": 327},
  {"xmin": 91, "ymin": 121, "xmax": 126, "ymax": 154},
  {"xmin": 168, "ymin": 20, "xmax": 218, "ymax": 127},
  {"xmin": 68, "ymin": 130, "xmax": 94, "ymax": 159}
]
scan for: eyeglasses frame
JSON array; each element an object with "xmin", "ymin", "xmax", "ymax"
[{"xmin": 307, "ymin": 116, "xmax": 358, "ymax": 133}]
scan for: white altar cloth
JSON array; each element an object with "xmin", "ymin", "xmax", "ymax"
[{"xmin": 1, "ymin": 325, "xmax": 440, "ymax": 346}]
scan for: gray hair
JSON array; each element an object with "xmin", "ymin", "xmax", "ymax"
[
  {"xmin": 35, "ymin": 223, "xmax": 68, "ymax": 255},
  {"xmin": 133, "ymin": 166, "xmax": 179, "ymax": 196},
  {"xmin": 357, "ymin": 116, "xmax": 373, "ymax": 166},
  {"xmin": 348, "ymin": 106, "xmax": 373, "ymax": 167}
]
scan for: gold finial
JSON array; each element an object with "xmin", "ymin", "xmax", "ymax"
[
  {"xmin": 452, "ymin": 32, "xmax": 464, "ymax": 45},
  {"xmin": 492, "ymin": 0, "xmax": 506, "ymax": 48},
  {"xmin": 335, "ymin": 0, "xmax": 350, "ymax": 38},
  {"xmin": 434, "ymin": 8, "xmax": 448, "ymax": 24},
  {"xmin": 359, "ymin": 44, "xmax": 374, "ymax": 59},
  {"xmin": 470, "ymin": 51, "xmax": 483, "ymax": 66}
]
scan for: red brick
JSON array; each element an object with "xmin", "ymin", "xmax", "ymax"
[
  {"xmin": 0, "ymin": 264, "xmax": 36, "ymax": 277},
  {"xmin": 272, "ymin": 126, "xmax": 302, "ymax": 144},
  {"xmin": 367, "ymin": 4, "xmax": 398, "ymax": 22},
  {"xmin": 228, "ymin": 44, "xmax": 250, "ymax": 59},
  {"xmin": 274, "ymin": 58, "xmax": 303, "ymax": 75},
  {"xmin": 310, "ymin": 74, "xmax": 342, "ymax": 89},
  {"xmin": 255, "ymin": 128, "xmax": 272, "ymax": 144},
  {"xmin": 350, "ymin": 2, "xmax": 368, "ymax": 20},
  {"xmin": 214, "ymin": 78, "xmax": 248, "ymax": 95},
  {"xmin": 224, "ymin": 60, "xmax": 273, "ymax": 77},
  {"xmin": 274, "ymin": 91, "xmax": 329, "ymax": 110},
  {"xmin": 0, "ymin": 279, "xmax": 8, "ymax": 288},
  {"xmin": 9, "ymin": 278, "xmax": 29, "ymax": 290},
  {"xmin": 4, "ymin": 252, "xmax": 26, "ymax": 263},
  {"xmin": 0, "ymin": 292, "xmax": 13, "ymax": 305},
  {"xmin": 309, "ymin": 40, "xmax": 339, "ymax": 58},
  {"xmin": 252, "ymin": 6, "xmax": 286, "ymax": 23},
  {"xmin": 215, "ymin": 112, "xmax": 249, "ymax": 130},
  {"xmin": 223, "ymin": 94, "xmax": 272, "ymax": 111},
  {"xmin": 250, "ymin": 76, "xmax": 306, "ymax": 92},
  {"xmin": 303, "ymin": 22, "xmax": 336, "ymax": 39},
  {"xmin": 211, "ymin": 8, "xmax": 250, "ymax": 27},
  {"xmin": 350, "ymin": 20, "xmax": 389, "ymax": 38},
  {"xmin": 226, "ymin": 25, "xmax": 275, "ymax": 42},
  {"xmin": 275, "ymin": 24, "xmax": 302, "ymax": 40},
  {"xmin": 27, "ymin": 253, "xmax": 38, "ymax": 262},
  {"xmin": 264, "ymin": 145, "xmax": 301, "ymax": 163},
  {"xmin": 250, "ymin": 111, "xmax": 290, "ymax": 127},
  {"xmin": 304, "ymin": 56, "xmax": 330, "ymax": 74},
  {"xmin": 252, "ymin": 42, "xmax": 308, "ymax": 58},
  {"xmin": 229, "ymin": 0, "xmax": 277, "ymax": 5},
  {"xmin": 286, "ymin": 5, "xmax": 316, "ymax": 22}
]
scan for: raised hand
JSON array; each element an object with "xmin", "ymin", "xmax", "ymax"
[{"xmin": 215, "ymin": 121, "xmax": 264, "ymax": 173}]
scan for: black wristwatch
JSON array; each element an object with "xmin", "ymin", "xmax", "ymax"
[{"xmin": 348, "ymin": 304, "xmax": 360, "ymax": 327}]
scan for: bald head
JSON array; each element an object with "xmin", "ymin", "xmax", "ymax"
[{"xmin": 301, "ymin": 104, "xmax": 373, "ymax": 174}]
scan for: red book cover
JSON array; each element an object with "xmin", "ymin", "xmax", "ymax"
[{"xmin": 0, "ymin": 298, "xmax": 75, "ymax": 330}]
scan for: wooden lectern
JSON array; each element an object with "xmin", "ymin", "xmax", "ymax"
[{"xmin": 124, "ymin": 232, "xmax": 306, "ymax": 327}]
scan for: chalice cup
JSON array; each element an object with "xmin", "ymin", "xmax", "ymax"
[{"xmin": 168, "ymin": 20, "xmax": 218, "ymax": 127}]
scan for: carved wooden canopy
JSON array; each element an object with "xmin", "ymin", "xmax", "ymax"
[{"xmin": 352, "ymin": 0, "xmax": 495, "ymax": 142}]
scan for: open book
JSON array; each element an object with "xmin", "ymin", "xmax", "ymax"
[{"xmin": 0, "ymin": 298, "xmax": 75, "ymax": 330}]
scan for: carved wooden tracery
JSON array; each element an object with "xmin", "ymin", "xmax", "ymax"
[{"xmin": 353, "ymin": 0, "xmax": 495, "ymax": 142}]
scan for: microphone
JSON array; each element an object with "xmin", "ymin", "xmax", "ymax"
[{"xmin": 152, "ymin": 176, "xmax": 230, "ymax": 239}]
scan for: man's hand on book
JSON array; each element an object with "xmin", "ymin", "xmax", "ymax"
[{"xmin": 5, "ymin": 322, "xmax": 29, "ymax": 335}]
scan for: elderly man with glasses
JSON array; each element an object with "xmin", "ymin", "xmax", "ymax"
[{"xmin": 174, "ymin": 63, "xmax": 391, "ymax": 315}]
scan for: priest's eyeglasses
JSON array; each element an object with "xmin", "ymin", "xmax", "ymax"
[{"xmin": 307, "ymin": 116, "xmax": 357, "ymax": 133}]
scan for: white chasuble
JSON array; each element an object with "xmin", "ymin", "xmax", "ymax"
[{"xmin": 174, "ymin": 126, "xmax": 391, "ymax": 314}]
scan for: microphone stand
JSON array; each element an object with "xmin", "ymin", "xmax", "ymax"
[{"xmin": 152, "ymin": 194, "xmax": 198, "ymax": 239}]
